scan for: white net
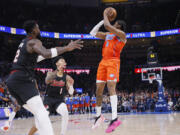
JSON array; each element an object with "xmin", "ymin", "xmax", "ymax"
[
  {"xmin": 149, "ymin": 78, "xmax": 153, "ymax": 84},
  {"xmin": 148, "ymin": 76, "xmax": 155, "ymax": 84}
]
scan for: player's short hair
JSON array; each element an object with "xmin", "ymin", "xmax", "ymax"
[
  {"xmin": 116, "ymin": 20, "xmax": 126, "ymax": 32},
  {"xmin": 55, "ymin": 56, "xmax": 65, "ymax": 63},
  {"xmin": 23, "ymin": 20, "xmax": 37, "ymax": 34},
  {"xmin": 52, "ymin": 56, "xmax": 65, "ymax": 70}
]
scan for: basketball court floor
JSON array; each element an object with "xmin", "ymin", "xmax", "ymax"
[{"xmin": 0, "ymin": 113, "xmax": 180, "ymax": 135}]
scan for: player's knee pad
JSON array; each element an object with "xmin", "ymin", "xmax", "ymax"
[{"xmin": 56, "ymin": 103, "xmax": 69, "ymax": 117}]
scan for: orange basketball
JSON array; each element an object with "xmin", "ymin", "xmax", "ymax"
[{"xmin": 104, "ymin": 7, "xmax": 117, "ymax": 22}]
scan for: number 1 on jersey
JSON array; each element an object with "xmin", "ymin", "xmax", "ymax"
[
  {"xmin": 106, "ymin": 41, "xmax": 109, "ymax": 47},
  {"xmin": 60, "ymin": 88, "xmax": 63, "ymax": 95}
]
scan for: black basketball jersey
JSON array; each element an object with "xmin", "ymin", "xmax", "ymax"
[
  {"xmin": 46, "ymin": 73, "xmax": 68, "ymax": 99},
  {"xmin": 11, "ymin": 37, "xmax": 38, "ymax": 72}
]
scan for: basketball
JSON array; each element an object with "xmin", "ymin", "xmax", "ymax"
[{"xmin": 104, "ymin": 7, "xmax": 117, "ymax": 22}]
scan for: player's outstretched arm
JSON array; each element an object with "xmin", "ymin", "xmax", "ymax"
[
  {"xmin": 66, "ymin": 75, "xmax": 74, "ymax": 95},
  {"xmin": 90, "ymin": 20, "xmax": 107, "ymax": 39},
  {"xmin": 27, "ymin": 39, "xmax": 83, "ymax": 62},
  {"xmin": 103, "ymin": 10, "xmax": 126, "ymax": 42}
]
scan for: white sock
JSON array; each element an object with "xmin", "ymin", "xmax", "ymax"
[
  {"xmin": 56, "ymin": 103, "xmax": 69, "ymax": 135},
  {"xmin": 110, "ymin": 95, "xmax": 118, "ymax": 120},
  {"xmin": 8, "ymin": 111, "xmax": 16, "ymax": 123},
  {"xmin": 96, "ymin": 106, "xmax": 101, "ymax": 117}
]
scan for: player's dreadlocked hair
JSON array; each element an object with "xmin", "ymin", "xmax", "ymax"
[{"xmin": 23, "ymin": 20, "xmax": 37, "ymax": 34}]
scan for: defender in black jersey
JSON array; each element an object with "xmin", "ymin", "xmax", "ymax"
[
  {"xmin": 6, "ymin": 20, "xmax": 83, "ymax": 135},
  {"xmin": 28, "ymin": 57, "xmax": 74, "ymax": 135}
]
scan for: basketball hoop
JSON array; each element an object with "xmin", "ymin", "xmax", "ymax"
[{"xmin": 141, "ymin": 67, "xmax": 163, "ymax": 84}]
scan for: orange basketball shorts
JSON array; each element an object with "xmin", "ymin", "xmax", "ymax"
[{"xmin": 96, "ymin": 59, "xmax": 120, "ymax": 82}]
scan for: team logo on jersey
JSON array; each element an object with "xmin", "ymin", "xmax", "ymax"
[
  {"xmin": 110, "ymin": 74, "xmax": 114, "ymax": 78},
  {"xmin": 114, "ymin": 78, "xmax": 117, "ymax": 82},
  {"xmin": 51, "ymin": 80, "xmax": 65, "ymax": 87},
  {"xmin": 106, "ymin": 34, "xmax": 115, "ymax": 40}
]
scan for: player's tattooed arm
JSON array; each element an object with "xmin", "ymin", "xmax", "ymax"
[
  {"xmin": 66, "ymin": 75, "xmax": 74, "ymax": 95},
  {"xmin": 45, "ymin": 71, "xmax": 57, "ymax": 84},
  {"xmin": 66, "ymin": 75, "xmax": 74, "ymax": 89},
  {"xmin": 95, "ymin": 32, "xmax": 108, "ymax": 40},
  {"xmin": 103, "ymin": 10, "xmax": 126, "ymax": 42},
  {"xmin": 27, "ymin": 39, "xmax": 83, "ymax": 62}
]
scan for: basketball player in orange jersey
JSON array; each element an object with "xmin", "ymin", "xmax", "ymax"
[{"xmin": 90, "ymin": 8, "xmax": 127, "ymax": 133}]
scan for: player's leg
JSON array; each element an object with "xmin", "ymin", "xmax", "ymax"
[
  {"xmin": 92, "ymin": 61, "xmax": 106, "ymax": 129},
  {"xmin": 56, "ymin": 103, "xmax": 69, "ymax": 135},
  {"xmin": 88, "ymin": 104, "xmax": 90, "ymax": 113},
  {"xmin": 106, "ymin": 60, "xmax": 121, "ymax": 133},
  {"xmin": 107, "ymin": 81, "xmax": 117, "ymax": 119},
  {"xmin": 85, "ymin": 104, "xmax": 87, "ymax": 113},
  {"xmin": 8, "ymin": 105, "xmax": 20, "ymax": 125},
  {"xmin": 92, "ymin": 82, "xmax": 106, "ymax": 129},
  {"xmin": 28, "ymin": 125, "xmax": 38, "ymax": 135},
  {"xmin": 92, "ymin": 105, "xmax": 95, "ymax": 113},
  {"xmin": 14, "ymin": 84, "xmax": 53, "ymax": 135},
  {"xmin": 8, "ymin": 97, "xmax": 20, "ymax": 125},
  {"xmin": 2, "ymin": 106, "xmax": 19, "ymax": 131},
  {"xmin": 26, "ymin": 95, "xmax": 54, "ymax": 135},
  {"xmin": 6, "ymin": 73, "xmax": 53, "ymax": 135},
  {"xmin": 0, "ymin": 90, "xmax": 21, "ymax": 131},
  {"xmin": 79, "ymin": 104, "xmax": 82, "ymax": 114},
  {"xmin": 82, "ymin": 104, "xmax": 84, "ymax": 113},
  {"xmin": 26, "ymin": 103, "xmax": 50, "ymax": 135}
]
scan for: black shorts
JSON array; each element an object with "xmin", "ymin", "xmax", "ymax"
[
  {"xmin": 6, "ymin": 70, "xmax": 39, "ymax": 106},
  {"xmin": 44, "ymin": 96, "xmax": 64, "ymax": 113}
]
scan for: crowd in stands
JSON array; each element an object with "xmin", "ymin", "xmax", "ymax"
[{"xmin": 0, "ymin": 76, "xmax": 180, "ymax": 118}]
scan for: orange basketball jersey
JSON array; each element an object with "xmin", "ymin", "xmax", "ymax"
[{"xmin": 102, "ymin": 33, "xmax": 125, "ymax": 59}]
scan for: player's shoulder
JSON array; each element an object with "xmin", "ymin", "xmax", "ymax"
[
  {"xmin": 66, "ymin": 74, "xmax": 73, "ymax": 79},
  {"xmin": 28, "ymin": 38, "xmax": 42, "ymax": 45}
]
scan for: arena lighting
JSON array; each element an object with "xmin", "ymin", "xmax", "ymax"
[
  {"xmin": 0, "ymin": 25, "xmax": 179, "ymax": 39},
  {"xmin": 135, "ymin": 65, "xmax": 180, "ymax": 74}
]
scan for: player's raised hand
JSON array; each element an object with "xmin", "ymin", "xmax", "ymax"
[{"xmin": 66, "ymin": 39, "xmax": 84, "ymax": 51}]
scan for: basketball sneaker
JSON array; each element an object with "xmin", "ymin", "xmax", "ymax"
[
  {"xmin": 1, "ymin": 121, "xmax": 11, "ymax": 132},
  {"xmin": 92, "ymin": 115, "xmax": 105, "ymax": 129},
  {"xmin": 105, "ymin": 118, "xmax": 121, "ymax": 133}
]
